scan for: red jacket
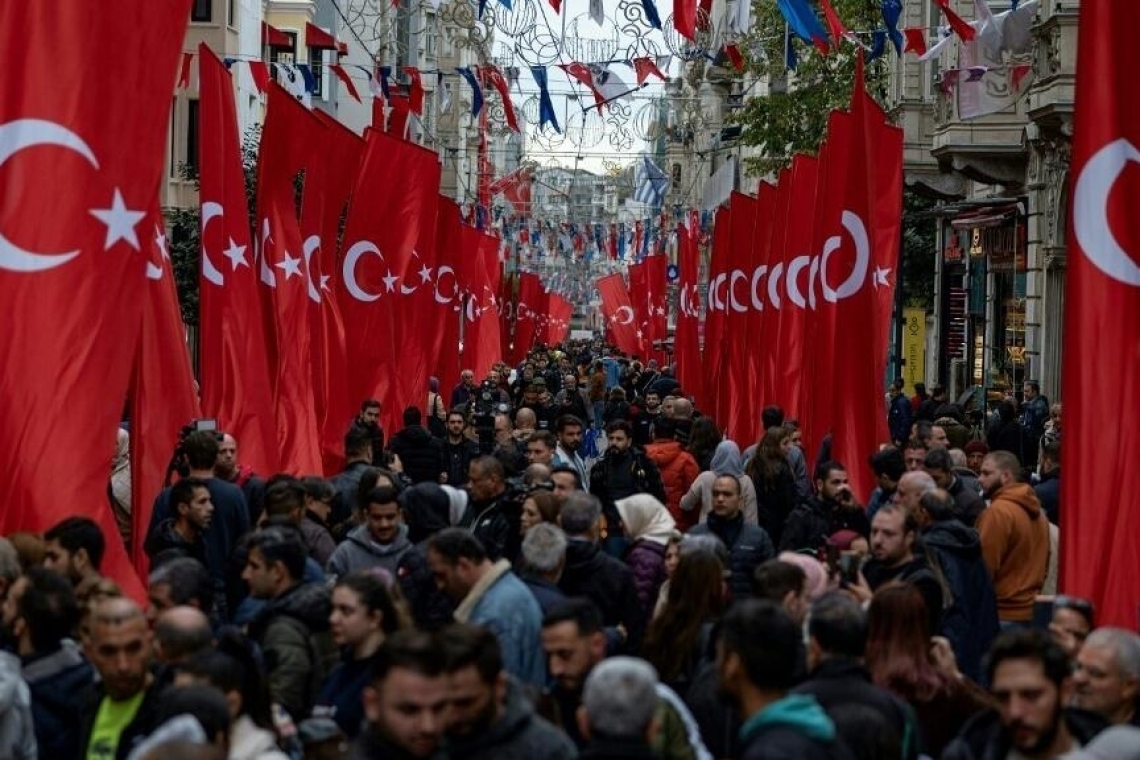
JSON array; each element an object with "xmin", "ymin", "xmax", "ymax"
[{"xmin": 644, "ymin": 441, "xmax": 700, "ymax": 530}]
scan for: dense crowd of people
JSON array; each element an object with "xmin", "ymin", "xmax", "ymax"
[{"xmin": 1, "ymin": 340, "xmax": 1136, "ymax": 760}]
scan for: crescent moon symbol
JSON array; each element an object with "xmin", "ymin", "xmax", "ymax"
[
  {"xmin": 465, "ymin": 295, "xmax": 477, "ymax": 323},
  {"xmin": 821, "ymin": 211, "xmax": 870, "ymax": 302},
  {"xmin": 712, "ymin": 272, "xmax": 728, "ymax": 312},
  {"xmin": 302, "ymin": 235, "xmax": 323, "ymax": 303},
  {"xmin": 786, "ymin": 255, "xmax": 812, "ymax": 309},
  {"xmin": 729, "ymin": 269, "xmax": 748, "ymax": 313},
  {"xmin": 614, "ymin": 305, "xmax": 634, "ymax": 325},
  {"xmin": 807, "ymin": 256, "xmax": 820, "ymax": 310},
  {"xmin": 146, "ymin": 227, "xmax": 164, "ymax": 281},
  {"xmin": 750, "ymin": 265, "xmax": 768, "ymax": 310},
  {"xmin": 200, "ymin": 202, "xmax": 225, "ymax": 286},
  {"xmin": 768, "ymin": 262, "xmax": 785, "ymax": 310},
  {"xmin": 1073, "ymin": 138, "xmax": 1140, "ymax": 286},
  {"xmin": 435, "ymin": 265, "xmax": 457, "ymax": 304},
  {"xmin": 0, "ymin": 119, "xmax": 100, "ymax": 273},
  {"xmin": 342, "ymin": 240, "xmax": 384, "ymax": 302}
]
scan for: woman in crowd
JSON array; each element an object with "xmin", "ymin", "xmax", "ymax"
[
  {"xmin": 642, "ymin": 549, "xmax": 727, "ymax": 703},
  {"xmin": 680, "ymin": 440, "xmax": 758, "ymax": 524},
  {"xmin": 520, "ymin": 490, "xmax": 562, "ymax": 534},
  {"xmin": 315, "ymin": 569, "xmax": 413, "ymax": 739},
  {"xmin": 614, "ymin": 494, "xmax": 677, "ymax": 615},
  {"xmin": 177, "ymin": 630, "xmax": 289, "ymax": 760},
  {"xmin": 745, "ymin": 426, "xmax": 798, "ymax": 547},
  {"xmin": 653, "ymin": 530, "xmax": 684, "ymax": 619},
  {"xmin": 685, "ymin": 417, "xmax": 722, "ymax": 473},
  {"xmin": 866, "ymin": 583, "xmax": 992, "ymax": 756}
]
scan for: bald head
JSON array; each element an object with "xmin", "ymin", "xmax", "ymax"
[
  {"xmin": 217, "ymin": 433, "xmax": 238, "ymax": 478},
  {"xmin": 895, "ymin": 470, "xmax": 937, "ymax": 518},
  {"xmin": 154, "ymin": 606, "xmax": 212, "ymax": 665},
  {"xmin": 672, "ymin": 398, "xmax": 693, "ymax": 420},
  {"xmin": 85, "ymin": 597, "xmax": 153, "ymax": 700},
  {"xmin": 89, "ymin": 596, "xmax": 146, "ymax": 629},
  {"xmin": 515, "ymin": 408, "xmax": 537, "ymax": 431}
]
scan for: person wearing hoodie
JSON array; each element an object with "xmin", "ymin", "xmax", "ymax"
[
  {"xmin": 441, "ymin": 623, "xmax": 577, "ymax": 760},
  {"xmin": 615, "ymin": 494, "xmax": 677, "ymax": 615},
  {"xmin": 2, "ymin": 566, "xmax": 94, "ymax": 759},
  {"xmin": 681, "ymin": 440, "xmax": 759, "ymax": 526},
  {"xmin": 644, "ymin": 418, "xmax": 701, "ymax": 530},
  {"xmin": 396, "ymin": 482, "xmax": 457, "ymax": 630},
  {"xmin": 388, "ymin": 406, "xmax": 447, "ymax": 485},
  {"xmin": 976, "ymin": 451, "xmax": 1050, "ymax": 626},
  {"xmin": 243, "ymin": 527, "xmax": 336, "ymax": 721},
  {"xmin": 328, "ymin": 485, "xmax": 414, "ymax": 580},
  {"xmin": 915, "ymin": 489, "xmax": 999, "ymax": 683},
  {"xmin": 0, "ymin": 635, "xmax": 36, "ymax": 759},
  {"xmin": 689, "ymin": 475, "xmax": 775, "ymax": 599},
  {"xmin": 717, "ymin": 599, "xmax": 854, "ymax": 759}
]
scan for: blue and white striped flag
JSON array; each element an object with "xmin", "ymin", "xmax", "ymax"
[{"xmin": 633, "ymin": 155, "xmax": 670, "ymax": 207}]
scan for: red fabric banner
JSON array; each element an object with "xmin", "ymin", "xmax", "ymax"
[
  {"xmin": 1061, "ymin": 0, "xmax": 1140, "ymax": 626},
  {"xmin": 643, "ymin": 255, "xmax": 668, "ymax": 365},
  {"xmin": 340, "ymin": 129, "xmax": 441, "ymax": 435},
  {"xmin": 674, "ymin": 223, "xmax": 704, "ymax": 406},
  {"xmin": 597, "ymin": 273, "xmax": 641, "ymax": 356},
  {"xmin": 255, "ymin": 84, "xmax": 326, "ymax": 474},
  {"xmin": 514, "ymin": 272, "xmax": 545, "ymax": 357},
  {"xmin": 547, "ymin": 294, "xmax": 573, "ymax": 345},
  {"xmin": 702, "ymin": 205, "xmax": 732, "ymax": 418},
  {"xmin": 758, "ymin": 169, "xmax": 791, "ymax": 419},
  {"xmin": 463, "ymin": 227, "xmax": 503, "ymax": 379},
  {"xmin": 434, "ymin": 198, "xmax": 466, "ymax": 412},
  {"xmin": 744, "ymin": 181, "xmax": 778, "ymax": 445},
  {"xmin": 628, "ymin": 259, "xmax": 651, "ymax": 357},
  {"xmin": 721, "ymin": 192, "xmax": 758, "ymax": 440},
  {"xmin": 0, "ymin": 0, "xmax": 191, "ymax": 600},
  {"xmin": 130, "ymin": 208, "xmax": 201, "ymax": 579}
]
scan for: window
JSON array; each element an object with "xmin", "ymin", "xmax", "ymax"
[
  {"xmin": 308, "ymin": 47, "xmax": 324, "ymax": 99},
  {"xmin": 672, "ymin": 163, "xmax": 681, "ymax": 185},
  {"xmin": 227, "ymin": 0, "xmax": 236, "ymax": 27},
  {"xmin": 270, "ymin": 31, "xmax": 297, "ymax": 66},
  {"xmin": 191, "ymin": 0, "xmax": 212, "ymax": 22},
  {"xmin": 426, "ymin": 14, "xmax": 437, "ymax": 58},
  {"xmin": 168, "ymin": 98, "xmax": 177, "ymax": 179},
  {"xmin": 186, "ymin": 100, "xmax": 200, "ymax": 176}
]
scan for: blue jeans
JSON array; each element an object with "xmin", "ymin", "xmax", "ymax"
[{"xmin": 592, "ymin": 400, "xmax": 604, "ymax": 429}]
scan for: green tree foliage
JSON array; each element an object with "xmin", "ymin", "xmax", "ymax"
[
  {"xmin": 901, "ymin": 192, "xmax": 937, "ymax": 309},
  {"xmin": 734, "ymin": 0, "xmax": 887, "ymax": 177},
  {"xmin": 166, "ymin": 125, "xmax": 261, "ymax": 327}
]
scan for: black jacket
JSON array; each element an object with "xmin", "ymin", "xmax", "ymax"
[
  {"xmin": 590, "ymin": 448, "xmax": 666, "ymax": 506},
  {"xmin": 389, "ymin": 425, "xmax": 446, "ymax": 484},
  {"xmin": 329, "ymin": 460, "xmax": 372, "ymax": 528},
  {"xmin": 460, "ymin": 487, "xmax": 521, "ymax": 562},
  {"xmin": 792, "ymin": 658, "xmax": 918, "ymax": 760},
  {"xmin": 349, "ymin": 419, "xmax": 386, "ymax": 469},
  {"xmin": 559, "ymin": 539, "xmax": 646, "ymax": 651},
  {"xmin": 754, "ymin": 463, "xmax": 799, "ymax": 548},
  {"xmin": 78, "ymin": 676, "xmax": 166, "ymax": 760},
  {"xmin": 862, "ymin": 555, "xmax": 944, "ymax": 635},
  {"xmin": 1034, "ymin": 470, "xmax": 1060, "ymax": 525},
  {"xmin": 948, "ymin": 474, "xmax": 986, "ymax": 527},
  {"xmin": 689, "ymin": 513, "xmax": 775, "ymax": 599},
  {"xmin": 24, "ymin": 644, "xmax": 95, "ymax": 760},
  {"xmin": 448, "ymin": 679, "xmax": 577, "ymax": 760},
  {"xmin": 921, "ymin": 519, "xmax": 999, "ymax": 684},
  {"xmin": 142, "ymin": 519, "xmax": 209, "ymax": 567},
  {"xmin": 942, "ymin": 706, "xmax": 1107, "ymax": 760},
  {"xmin": 779, "ymin": 497, "xmax": 870, "ymax": 554},
  {"xmin": 442, "ymin": 436, "xmax": 481, "ymax": 487}
]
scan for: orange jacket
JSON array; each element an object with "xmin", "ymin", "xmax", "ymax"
[
  {"xmin": 977, "ymin": 483, "xmax": 1050, "ymax": 621},
  {"xmin": 644, "ymin": 440, "xmax": 700, "ymax": 529}
]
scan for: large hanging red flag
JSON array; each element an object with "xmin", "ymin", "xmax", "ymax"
[
  {"xmin": 703, "ymin": 205, "xmax": 732, "ymax": 417},
  {"xmin": 255, "ymin": 84, "xmax": 326, "ymax": 474},
  {"xmin": 643, "ymin": 255, "xmax": 668, "ymax": 365},
  {"xmin": 514, "ymin": 272, "xmax": 545, "ymax": 356},
  {"xmin": 463, "ymin": 226, "xmax": 503, "ymax": 378},
  {"xmin": 301, "ymin": 111, "xmax": 363, "ymax": 475},
  {"xmin": 597, "ymin": 273, "xmax": 641, "ymax": 356},
  {"xmin": 340, "ymin": 129, "xmax": 441, "ymax": 434},
  {"xmin": 199, "ymin": 45, "xmax": 279, "ymax": 476},
  {"xmin": 628, "ymin": 259, "xmax": 652, "ymax": 357},
  {"xmin": 435, "ymin": 198, "xmax": 466, "ymax": 406},
  {"xmin": 744, "ymin": 181, "xmax": 778, "ymax": 444},
  {"xmin": 674, "ymin": 223, "xmax": 705, "ymax": 406},
  {"xmin": 130, "ymin": 208, "xmax": 202, "ymax": 579},
  {"xmin": 799, "ymin": 136, "xmax": 836, "ymax": 457},
  {"xmin": 722, "ymin": 192, "xmax": 760, "ymax": 442},
  {"xmin": 820, "ymin": 56, "xmax": 902, "ymax": 502},
  {"xmin": 0, "ymin": 1, "xmax": 190, "ymax": 600},
  {"xmin": 547, "ymin": 294, "xmax": 573, "ymax": 345},
  {"xmin": 1062, "ymin": 0, "xmax": 1140, "ymax": 627}
]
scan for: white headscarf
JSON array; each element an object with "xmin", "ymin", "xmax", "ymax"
[{"xmin": 615, "ymin": 494, "xmax": 676, "ymax": 546}]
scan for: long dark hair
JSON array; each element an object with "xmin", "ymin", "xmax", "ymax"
[
  {"xmin": 335, "ymin": 569, "xmax": 414, "ymax": 634},
  {"xmin": 686, "ymin": 417, "xmax": 722, "ymax": 471},
  {"xmin": 642, "ymin": 550, "xmax": 726, "ymax": 684},
  {"xmin": 181, "ymin": 628, "xmax": 274, "ymax": 730},
  {"xmin": 865, "ymin": 583, "xmax": 954, "ymax": 704},
  {"xmin": 746, "ymin": 426, "xmax": 790, "ymax": 487}
]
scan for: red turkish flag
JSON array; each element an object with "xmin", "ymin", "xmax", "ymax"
[
  {"xmin": 340, "ymin": 129, "xmax": 440, "ymax": 434},
  {"xmin": 628, "ymin": 259, "xmax": 652, "ymax": 357},
  {"xmin": 703, "ymin": 205, "xmax": 732, "ymax": 417},
  {"xmin": 1062, "ymin": 0, "xmax": 1140, "ymax": 627},
  {"xmin": 301, "ymin": 111, "xmax": 363, "ymax": 474},
  {"xmin": 674, "ymin": 223, "xmax": 704, "ymax": 406},
  {"xmin": 744, "ymin": 181, "xmax": 778, "ymax": 442},
  {"xmin": 435, "ymin": 198, "xmax": 466, "ymax": 408},
  {"xmin": 130, "ymin": 208, "xmax": 201, "ymax": 579},
  {"xmin": 644, "ymin": 254, "xmax": 668, "ymax": 364},
  {"xmin": 819, "ymin": 56, "xmax": 902, "ymax": 501},
  {"xmin": 514, "ymin": 272, "xmax": 545, "ymax": 356},
  {"xmin": 547, "ymin": 294, "xmax": 573, "ymax": 345},
  {"xmin": 597, "ymin": 273, "xmax": 641, "ymax": 356},
  {"xmin": 0, "ymin": 1, "xmax": 191, "ymax": 600},
  {"xmin": 255, "ymin": 84, "xmax": 326, "ymax": 474},
  {"xmin": 721, "ymin": 192, "xmax": 759, "ymax": 440},
  {"xmin": 799, "ymin": 136, "xmax": 836, "ymax": 456},
  {"xmin": 463, "ymin": 226, "xmax": 503, "ymax": 378},
  {"xmin": 757, "ymin": 168, "xmax": 792, "ymax": 416},
  {"xmin": 199, "ymin": 45, "xmax": 279, "ymax": 476}
]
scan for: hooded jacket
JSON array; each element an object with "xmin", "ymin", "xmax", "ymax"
[
  {"xmin": 389, "ymin": 425, "xmax": 446, "ymax": 484},
  {"xmin": 644, "ymin": 440, "xmax": 700, "ymax": 525},
  {"xmin": 560, "ymin": 538, "xmax": 646, "ymax": 651},
  {"xmin": 247, "ymin": 581, "xmax": 335, "ymax": 720},
  {"xmin": 447, "ymin": 678, "xmax": 576, "ymax": 760},
  {"xmin": 0, "ymin": 651, "xmax": 36, "ymax": 760},
  {"xmin": 23, "ymin": 641, "xmax": 95, "ymax": 759},
  {"xmin": 942, "ymin": 706, "xmax": 1107, "ymax": 760},
  {"xmin": 922, "ymin": 519, "xmax": 999, "ymax": 683},
  {"xmin": 976, "ymin": 482, "xmax": 1050, "ymax": 621},
  {"xmin": 947, "ymin": 472, "xmax": 986, "ymax": 527},
  {"xmin": 615, "ymin": 494, "xmax": 677, "ymax": 614},
  {"xmin": 327, "ymin": 523, "xmax": 413, "ymax": 579},
  {"xmin": 739, "ymin": 694, "xmax": 854, "ymax": 760}
]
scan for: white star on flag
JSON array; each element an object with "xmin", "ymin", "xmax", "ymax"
[
  {"xmin": 154, "ymin": 228, "xmax": 169, "ymax": 260},
  {"xmin": 419, "ymin": 264, "xmax": 434, "ymax": 283},
  {"xmin": 276, "ymin": 252, "xmax": 302, "ymax": 279},
  {"xmin": 223, "ymin": 238, "xmax": 248, "ymax": 270},
  {"xmin": 383, "ymin": 271, "xmax": 399, "ymax": 292},
  {"xmin": 90, "ymin": 188, "xmax": 146, "ymax": 250},
  {"xmin": 320, "ymin": 274, "xmax": 331, "ymax": 292},
  {"xmin": 873, "ymin": 266, "xmax": 892, "ymax": 289}
]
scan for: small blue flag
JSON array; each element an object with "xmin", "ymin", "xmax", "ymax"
[
  {"xmin": 641, "ymin": 0, "xmax": 663, "ymax": 29},
  {"xmin": 869, "ymin": 29, "xmax": 887, "ymax": 61},
  {"xmin": 881, "ymin": 0, "xmax": 903, "ymax": 55},
  {"xmin": 532, "ymin": 66, "xmax": 561, "ymax": 133},
  {"xmin": 456, "ymin": 67, "xmax": 483, "ymax": 117}
]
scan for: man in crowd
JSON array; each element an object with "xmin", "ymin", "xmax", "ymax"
[
  {"xmin": 977, "ymin": 451, "xmax": 1050, "ymax": 627},
  {"xmin": 752, "ymin": 559, "xmax": 811, "ymax": 626},
  {"xmin": 526, "ymin": 430, "xmax": 557, "ymax": 467},
  {"xmin": 550, "ymin": 465, "xmax": 583, "ymax": 498},
  {"xmin": 1072, "ymin": 628, "xmax": 1140, "ymax": 726},
  {"xmin": 902, "ymin": 439, "xmax": 928, "ymax": 473},
  {"xmin": 328, "ymin": 484, "xmax": 413, "ymax": 578},
  {"xmin": 242, "ymin": 527, "xmax": 334, "ymax": 720},
  {"xmin": 459, "ymin": 456, "xmax": 520, "ymax": 562},
  {"xmin": 590, "ymin": 420, "xmax": 665, "ymax": 508},
  {"xmin": 43, "ymin": 516, "xmax": 104, "ymax": 593},
  {"xmin": 579, "ymin": 657, "xmax": 661, "ymax": 760},
  {"xmin": 152, "ymin": 606, "xmax": 213, "ymax": 667},
  {"xmin": 216, "ymin": 433, "xmax": 267, "ymax": 525},
  {"xmin": 427, "ymin": 529, "xmax": 544, "ymax": 687},
  {"xmin": 451, "ymin": 370, "xmax": 478, "ymax": 410},
  {"xmin": 944, "ymin": 629, "xmax": 1107, "ymax": 757},
  {"xmin": 143, "ymin": 476, "xmax": 213, "ymax": 567},
  {"xmin": 891, "ymin": 469, "xmax": 937, "ymax": 520},
  {"xmin": 329, "ymin": 427, "xmax": 375, "ymax": 533},
  {"xmin": 440, "ymin": 623, "xmax": 576, "ymax": 759},
  {"xmin": 356, "ymin": 630, "xmax": 450, "ymax": 759},
  {"xmin": 853, "ymin": 503, "xmax": 943, "ymax": 634},
  {"xmin": 442, "ymin": 411, "xmax": 480, "ymax": 488},
  {"xmin": 553, "ymin": 374, "xmax": 589, "ymax": 425},
  {"xmin": 1034, "ymin": 441, "xmax": 1061, "ymax": 525},
  {"xmin": 780, "ymin": 461, "xmax": 869, "ymax": 554},
  {"xmin": 552, "ymin": 415, "xmax": 590, "ymax": 491},
  {"xmin": 964, "ymin": 441, "xmax": 989, "ymax": 476},
  {"xmin": 146, "ymin": 557, "xmax": 215, "ymax": 624},
  {"xmin": 888, "ymin": 379, "xmax": 911, "ymax": 447},
  {"xmin": 1020, "ymin": 381, "xmax": 1050, "ymax": 466},
  {"xmin": 923, "ymin": 448, "xmax": 985, "ymax": 526},
  {"xmin": 689, "ymin": 474, "xmax": 775, "ymax": 598},
  {"xmin": 351, "ymin": 398, "xmax": 386, "ymax": 464},
  {"xmin": 389, "ymin": 406, "xmax": 447, "ymax": 485},
  {"xmin": 865, "ymin": 447, "xmax": 905, "ymax": 522},
  {"xmin": 717, "ymin": 599, "xmax": 851, "ymax": 758},
  {"xmin": 79, "ymin": 598, "xmax": 165, "ymax": 759},
  {"xmin": 632, "ymin": 390, "xmax": 663, "ymax": 447}
]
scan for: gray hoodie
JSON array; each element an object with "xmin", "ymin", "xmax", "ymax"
[
  {"xmin": 327, "ymin": 523, "xmax": 412, "ymax": 579},
  {"xmin": 0, "ymin": 650, "xmax": 37, "ymax": 760}
]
